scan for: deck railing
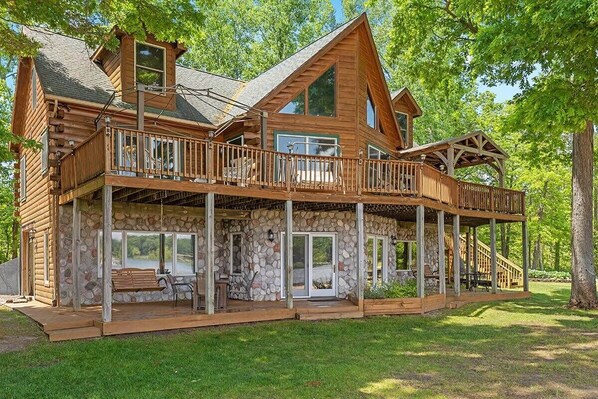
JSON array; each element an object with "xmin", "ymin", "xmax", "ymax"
[{"xmin": 60, "ymin": 127, "xmax": 525, "ymax": 215}]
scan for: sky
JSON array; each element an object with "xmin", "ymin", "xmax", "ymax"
[{"xmin": 330, "ymin": 0, "xmax": 519, "ymax": 102}]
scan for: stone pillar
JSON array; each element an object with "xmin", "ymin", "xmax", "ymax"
[
  {"xmin": 102, "ymin": 185, "xmax": 112, "ymax": 323},
  {"xmin": 416, "ymin": 205, "xmax": 425, "ymax": 298},
  {"xmin": 490, "ymin": 218, "xmax": 498, "ymax": 294},
  {"xmin": 522, "ymin": 221, "xmax": 529, "ymax": 292},
  {"xmin": 437, "ymin": 210, "xmax": 446, "ymax": 294},
  {"xmin": 452, "ymin": 214, "xmax": 460, "ymax": 296},
  {"xmin": 205, "ymin": 192, "xmax": 215, "ymax": 314},
  {"xmin": 356, "ymin": 203, "xmax": 365, "ymax": 310},
  {"xmin": 285, "ymin": 200, "xmax": 293, "ymax": 309}
]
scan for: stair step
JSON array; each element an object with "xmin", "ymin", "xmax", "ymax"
[
  {"xmin": 298, "ymin": 311, "xmax": 364, "ymax": 321},
  {"xmin": 48, "ymin": 326, "xmax": 102, "ymax": 342}
]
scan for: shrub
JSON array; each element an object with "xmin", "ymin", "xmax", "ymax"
[
  {"xmin": 364, "ymin": 279, "xmax": 418, "ymax": 299},
  {"xmin": 529, "ymin": 270, "xmax": 571, "ymax": 280}
]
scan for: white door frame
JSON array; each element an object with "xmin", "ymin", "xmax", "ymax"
[
  {"xmin": 281, "ymin": 232, "xmax": 337, "ymax": 298},
  {"xmin": 367, "ymin": 235, "xmax": 388, "ymax": 286}
]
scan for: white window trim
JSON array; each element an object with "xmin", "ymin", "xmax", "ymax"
[
  {"xmin": 41, "ymin": 128, "xmax": 49, "ymax": 174},
  {"xmin": 396, "ymin": 240, "xmax": 416, "ymax": 271},
  {"xmin": 134, "ymin": 40, "xmax": 167, "ymax": 92},
  {"xmin": 367, "ymin": 235, "xmax": 388, "ymax": 286},
  {"xmin": 98, "ymin": 230, "xmax": 197, "ymax": 278},
  {"xmin": 276, "ymin": 133, "xmax": 339, "ymax": 155},
  {"xmin": 396, "ymin": 111, "xmax": 409, "ymax": 141},
  {"xmin": 280, "ymin": 232, "xmax": 337, "ymax": 299},
  {"xmin": 19, "ymin": 156, "xmax": 26, "ymax": 203},
  {"xmin": 43, "ymin": 232, "xmax": 49, "ymax": 286},
  {"xmin": 367, "ymin": 144, "xmax": 388, "ymax": 160},
  {"xmin": 229, "ymin": 232, "xmax": 243, "ymax": 275},
  {"xmin": 226, "ymin": 135, "xmax": 244, "ymax": 146}
]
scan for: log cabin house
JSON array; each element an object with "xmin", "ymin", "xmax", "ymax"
[{"xmin": 10, "ymin": 14, "xmax": 530, "ymax": 340}]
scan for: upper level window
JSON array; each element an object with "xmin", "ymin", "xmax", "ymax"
[
  {"xmin": 280, "ymin": 65, "xmax": 336, "ymax": 117},
  {"xmin": 31, "ymin": 68, "xmax": 37, "ymax": 109},
  {"xmin": 366, "ymin": 90, "xmax": 376, "ymax": 128},
  {"xmin": 135, "ymin": 42, "xmax": 165, "ymax": 90},
  {"xmin": 367, "ymin": 145, "xmax": 388, "ymax": 160},
  {"xmin": 227, "ymin": 135, "xmax": 244, "ymax": 146},
  {"xmin": 396, "ymin": 112, "xmax": 409, "ymax": 143}
]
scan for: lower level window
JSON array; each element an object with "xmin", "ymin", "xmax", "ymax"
[
  {"xmin": 396, "ymin": 241, "xmax": 416, "ymax": 271},
  {"xmin": 367, "ymin": 235, "xmax": 387, "ymax": 286},
  {"xmin": 98, "ymin": 231, "xmax": 195, "ymax": 277}
]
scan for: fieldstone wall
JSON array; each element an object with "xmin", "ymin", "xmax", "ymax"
[{"xmin": 58, "ymin": 203, "xmax": 442, "ymax": 305}]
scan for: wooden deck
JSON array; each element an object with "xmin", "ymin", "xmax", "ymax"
[
  {"xmin": 59, "ymin": 127, "xmax": 526, "ymax": 223},
  {"xmin": 6, "ymin": 290, "xmax": 532, "ymax": 342},
  {"xmin": 7, "ymin": 299, "xmax": 361, "ymax": 341}
]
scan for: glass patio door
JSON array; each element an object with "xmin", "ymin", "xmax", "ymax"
[
  {"xmin": 291, "ymin": 234, "xmax": 309, "ymax": 297},
  {"xmin": 367, "ymin": 236, "xmax": 387, "ymax": 286},
  {"xmin": 310, "ymin": 235, "xmax": 335, "ymax": 297}
]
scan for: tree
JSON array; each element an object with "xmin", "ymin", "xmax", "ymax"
[
  {"xmin": 180, "ymin": 0, "xmax": 336, "ymax": 80},
  {"xmin": 387, "ymin": 0, "xmax": 597, "ymax": 308}
]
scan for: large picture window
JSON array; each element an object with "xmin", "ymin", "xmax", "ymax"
[
  {"xmin": 135, "ymin": 42, "xmax": 165, "ymax": 90},
  {"xmin": 98, "ymin": 231, "xmax": 195, "ymax": 277},
  {"xmin": 280, "ymin": 65, "xmax": 336, "ymax": 117}
]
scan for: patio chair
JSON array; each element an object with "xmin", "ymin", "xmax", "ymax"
[
  {"xmin": 193, "ymin": 274, "xmax": 206, "ymax": 311},
  {"xmin": 222, "ymin": 157, "xmax": 257, "ymax": 187},
  {"xmin": 162, "ymin": 273, "xmax": 194, "ymax": 308}
]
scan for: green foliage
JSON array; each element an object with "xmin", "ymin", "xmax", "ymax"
[
  {"xmin": 180, "ymin": 0, "xmax": 336, "ymax": 80},
  {"xmin": 529, "ymin": 270, "xmax": 571, "ymax": 281},
  {"xmin": 364, "ymin": 279, "xmax": 417, "ymax": 299}
]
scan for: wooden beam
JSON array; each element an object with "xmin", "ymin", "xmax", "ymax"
[
  {"xmin": 437, "ymin": 210, "xmax": 445, "ymax": 295},
  {"xmin": 204, "ymin": 192, "xmax": 215, "ymax": 315},
  {"xmin": 522, "ymin": 221, "xmax": 529, "ymax": 292},
  {"xmin": 102, "ymin": 185, "xmax": 112, "ymax": 323},
  {"xmin": 490, "ymin": 218, "xmax": 497, "ymax": 294},
  {"xmin": 72, "ymin": 198, "xmax": 81, "ymax": 311},
  {"xmin": 356, "ymin": 203, "xmax": 365, "ymax": 311},
  {"xmin": 473, "ymin": 226, "xmax": 479, "ymax": 275},
  {"xmin": 447, "ymin": 146, "xmax": 455, "ymax": 177},
  {"xmin": 416, "ymin": 205, "xmax": 425, "ymax": 298},
  {"xmin": 452, "ymin": 214, "xmax": 460, "ymax": 296},
  {"xmin": 453, "ymin": 144, "xmax": 507, "ymax": 159},
  {"xmin": 285, "ymin": 200, "xmax": 293, "ymax": 309},
  {"xmin": 59, "ymin": 175, "xmax": 105, "ymax": 205},
  {"xmin": 465, "ymin": 228, "xmax": 471, "ymax": 289}
]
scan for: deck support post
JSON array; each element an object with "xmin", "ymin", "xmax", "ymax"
[
  {"xmin": 285, "ymin": 200, "xmax": 293, "ymax": 309},
  {"xmin": 437, "ymin": 210, "xmax": 446, "ymax": 295},
  {"xmin": 356, "ymin": 203, "xmax": 365, "ymax": 310},
  {"xmin": 416, "ymin": 205, "xmax": 425, "ymax": 298},
  {"xmin": 490, "ymin": 218, "xmax": 498, "ymax": 294},
  {"xmin": 465, "ymin": 228, "xmax": 471, "ymax": 289},
  {"xmin": 205, "ymin": 192, "xmax": 215, "ymax": 315},
  {"xmin": 452, "ymin": 214, "xmax": 460, "ymax": 296},
  {"xmin": 473, "ymin": 226, "xmax": 479, "ymax": 276},
  {"xmin": 102, "ymin": 185, "xmax": 112, "ymax": 323},
  {"xmin": 72, "ymin": 198, "xmax": 81, "ymax": 311},
  {"xmin": 522, "ymin": 221, "xmax": 529, "ymax": 292}
]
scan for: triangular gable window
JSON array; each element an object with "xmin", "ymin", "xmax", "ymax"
[
  {"xmin": 366, "ymin": 90, "xmax": 376, "ymax": 128},
  {"xmin": 280, "ymin": 65, "xmax": 336, "ymax": 117}
]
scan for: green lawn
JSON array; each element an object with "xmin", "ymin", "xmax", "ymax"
[{"xmin": 1, "ymin": 282, "xmax": 598, "ymax": 399}]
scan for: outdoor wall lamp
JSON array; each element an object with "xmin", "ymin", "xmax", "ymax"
[
  {"xmin": 390, "ymin": 235, "xmax": 398, "ymax": 246},
  {"xmin": 267, "ymin": 229, "xmax": 275, "ymax": 242}
]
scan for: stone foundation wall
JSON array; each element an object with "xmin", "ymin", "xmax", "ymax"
[{"xmin": 58, "ymin": 204, "xmax": 442, "ymax": 305}]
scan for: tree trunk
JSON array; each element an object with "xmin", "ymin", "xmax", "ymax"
[
  {"xmin": 532, "ymin": 236, "xmax": 542, "ymax": 270},
  {"xmin": 554, "ymin": 240, "xmax": 561, "ymax": 272},
  {"xmin": 569, "ymin": 121, "xmax": 597, "ymax": 309}
]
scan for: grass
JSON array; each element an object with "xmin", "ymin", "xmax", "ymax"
[{"xmin": 1, "ymin": 282, "xmax": 598, "ymax": 399}]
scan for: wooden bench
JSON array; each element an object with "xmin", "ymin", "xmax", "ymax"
[{"xmin": 111, "ymin": 268, "xmax": 165, "ymax": 293}]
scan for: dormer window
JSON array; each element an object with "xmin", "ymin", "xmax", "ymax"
[
  {"xmin": 396, "ymin": 112, "xmax": 408, "ymax": 143},
  {"xmin": 281, "ymin": 65, "xmax": 336, "ymax": 117},
  {"xmin": 135, "ymin": 41, "xmax": 165, "ymax": 90},
  {"xmin": 366, "ymin": 89, "xmax": 376, "ymax": 129}
]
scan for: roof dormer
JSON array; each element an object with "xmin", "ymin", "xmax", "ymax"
[{"xmin": 92, "ymin": 30, "xmax": 186, "ymax": 112}]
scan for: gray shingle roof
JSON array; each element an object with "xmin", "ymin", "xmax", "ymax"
[{"xmin": 24, "ymin": 15, "xmax": 362, "ymax": 126}]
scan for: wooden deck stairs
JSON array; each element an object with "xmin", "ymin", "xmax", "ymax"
[
  {"xmin": 295, "ymin": 299, "xmax": 363, "ymax": 321},
  {"xmin": 447, "ymin": 235, "xmax": 523, "ymax": 289}
]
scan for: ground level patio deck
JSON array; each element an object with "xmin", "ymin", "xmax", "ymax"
[{"xmin": 7, "ymin": 289, "xmax": 531, "ymax": 342}]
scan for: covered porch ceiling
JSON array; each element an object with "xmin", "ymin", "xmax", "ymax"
[{"xmin": 398, "ymin": 131, "xmax": 508, "ymax": 178}]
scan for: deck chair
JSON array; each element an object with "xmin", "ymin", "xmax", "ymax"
[
  {"xmin": 193, "ymin": 274, "xmax": 206, "ymax": 311},
  {"xmin": 222, "ymin": 157, "xmax": 257, "ymax": 186},
  {"xmin": 162, "ymin": 273, "xmax": 194, "ymax": 308}
]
